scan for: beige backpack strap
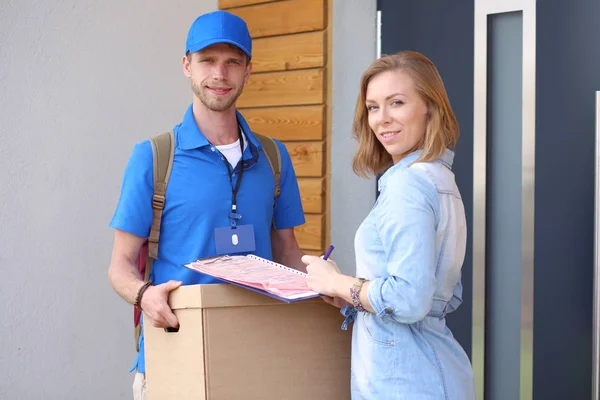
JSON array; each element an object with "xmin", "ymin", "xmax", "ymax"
[
  {"xmin": 147, "ymin": 131, "xmax": 175, "ymax": 272},
  {"xmin": 134, "ymin": 132, "xmax": 174, "ymax": 352},
  {"xmin": 254, "ymin": 132, "xmax": 282, "ymax": 198}
]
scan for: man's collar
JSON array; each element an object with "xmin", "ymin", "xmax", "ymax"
[
  {"xmin": 177, "ymin": 105, "xmax": 210, "ymax": 150},
  {"xmin": 177, "ymin": 105, "xmax": 262, "ymax": 151}
]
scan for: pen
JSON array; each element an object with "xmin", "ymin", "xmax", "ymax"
[{"xmin": 322, "ymin": 245, "xmax": 335, "ymax": 260}]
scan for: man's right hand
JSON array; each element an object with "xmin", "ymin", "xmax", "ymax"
[{"xmin": 140, "ymin": 280, "xmax": 183, "ymax": 328}]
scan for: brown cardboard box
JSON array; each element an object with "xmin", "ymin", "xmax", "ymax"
[{"xmin": 144, "ymin": 283, "xmax": 351, "ymax": 399}]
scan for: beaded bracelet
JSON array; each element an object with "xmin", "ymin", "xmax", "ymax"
[
  {"xmin": 134, "ymin": 280, "xmax": 153, "ymax": 310},
  {"xmin": 350, "ymin": 278, "xmax": 366, "ymax": 312}
]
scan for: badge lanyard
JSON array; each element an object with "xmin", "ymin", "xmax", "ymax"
[
  {"xmin": 213, "ymin": 128, "xmax": 256, "ymax": 255},
  {"xmin": 223, "ymin": 129, "xmax": 244, "ymax": 228}
]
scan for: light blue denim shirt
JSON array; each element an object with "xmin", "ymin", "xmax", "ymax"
[{"xmin": 346, "ymin": 149, "xmax": 475, "ymax": 399}]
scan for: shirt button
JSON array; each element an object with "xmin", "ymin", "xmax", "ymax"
[
  {"xmin": 390, "ymin": 341, "xmax": 395, "ymax": 346},
  {"xmin": 221, "ymin": 157, "xmax": 224, "ymax": 161},
  {"xmin": 384, "ymin": 307, "xmax": 393, "ymax": 314},
  {"xmin": 211, "ymin": 147, "xmax": 215, "ymax": 152}
]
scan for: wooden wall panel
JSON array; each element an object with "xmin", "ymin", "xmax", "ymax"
[
  {"xmin": 286, "ymin": 141, "xmax": 324, "ymax": 177},
  {"xmin": 252, "ymin": 31, "xmax": 325, "ymax": 73},
  {"xmin": 219, "ymin": 0, "xmax": 278, "ymax": 9},
  {"xmin": 298, "ymin": 178, "xmax": 324, "ymax": 214},
  {"xmin": 237, "ymin": 69, "xmax": 324, "ymax": 108},
  {"xmin": 222, "ymin": 0, "xmax": 331, "ymax": 255},
  {"xmin": 295, "ymin": 214, "xmax": 324, "ymax": 250},
  {"xmin": 228, "ymin": 0, "xmax": 325, "ymax": 38},
  {"xmin": 240, "ymin": 105, "xmax": 324, "ymax": 141}
]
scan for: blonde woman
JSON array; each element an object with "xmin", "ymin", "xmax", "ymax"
[{"xmin": 302, "ymin": 51, "xmax": 475, "ymax": 399}]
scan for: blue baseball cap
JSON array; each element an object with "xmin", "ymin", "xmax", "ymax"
[{"xmin": 185, "ymin": 11, "xmax": 252, "ymax": 59}]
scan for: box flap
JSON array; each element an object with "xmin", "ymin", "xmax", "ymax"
[{"xmin": 168, "ymin": 283, "xmax": 321, "ymax": 310}]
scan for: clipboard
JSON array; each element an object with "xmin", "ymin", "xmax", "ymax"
[{"xmin": 184, "ymin": 254, "xmax": 321, "ymax": 303}]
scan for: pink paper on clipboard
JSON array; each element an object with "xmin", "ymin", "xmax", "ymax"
[{"xmin": 185, "ymin": 255, "xmax": 320, "ymax": 302}]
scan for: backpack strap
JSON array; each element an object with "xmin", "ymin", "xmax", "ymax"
[
  {"xmin": 133, "ymin": 131, "xmax": 175, "ymax": 352},
  {"xmin": 254, "ymin": 132, "xmax": 282, "ymax": 198},
  {"xmin": 146, "ymin": 131, "xmax": 175, "ymax": 279}
]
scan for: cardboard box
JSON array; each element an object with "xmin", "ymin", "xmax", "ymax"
[{"xmin": 144, "ymin": 284, "xmax": 351, "ymax": 399}]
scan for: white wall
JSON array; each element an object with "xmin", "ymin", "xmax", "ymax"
[
  {"xmin": 331, "ymin": 0, "xmax": 378, "ymax": 275},
  {"xmin": 0, "ymin": 1, "xmax": 217, "ymax": 398}
]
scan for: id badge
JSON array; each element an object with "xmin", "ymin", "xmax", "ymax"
[{"xmin": 214, "ymin": 224, "xmax": 256, "ymax": 255}]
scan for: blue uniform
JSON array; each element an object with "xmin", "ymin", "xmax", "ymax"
[{"xmin": 110, "ymin": 105, "xmax": 305, "ymax": 372}]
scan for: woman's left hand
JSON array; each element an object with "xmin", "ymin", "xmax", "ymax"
[
  {"xmin": 321, "ymin": 296, "xmax": 350, "ymax": 309},
  {"xmin": 301, "ymin": 255, "xmax": 342, "ymax": 297}
]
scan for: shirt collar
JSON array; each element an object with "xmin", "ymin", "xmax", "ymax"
[
  {"xmin": 177, "ymin": 105, "xmax": 209, "ymax": 150},
  {"xmin": 177, "ymin": 105, "xmax": 262, "ymax": 151},
  {"xmin": 378, "ymin": 148, "xmax": 455, "ymax": 192}
]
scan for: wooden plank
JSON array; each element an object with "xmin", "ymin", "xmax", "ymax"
[
  {"xmin": 285, "ymin": 141, "xmax": 324, "ymax": 177},
  {"xmin": 252, "ymin": 31, "xmax": 325, "ymax": 73},
  {"xmin": 295, "ymin": 214, "xmax": 324, "ymax": 250},
  {"xmin": 298, "ymin": 178, "xmax": 324, "ymax": 213},
  {"xmin": 219, "ymin": 0, "xmax": 278, "ymax": 9},
  {"xmin": 324, "ymin": 0, "xmax": 333, "ymax": 249},
  {"xmin": 241, "ymin": 105, "xmax": 324, "ymax": 141},
  {"xmin": 237, "ymin": 68, "xmax": 324, "ymax": 108},
  {"xmin": 228, "ymin": 0, "xmax": 326, "ymax": 38}
]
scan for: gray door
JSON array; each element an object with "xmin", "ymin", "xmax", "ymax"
[
  {"xmin": 378, "ymin": 0, "xmax": 475, "ymax": 365},
  {"xmin": 535, "ymin": 1, "xmax": 600, "ymax": 399},
  {"xmin": 378, "ymin": 0, "xmax": 600, "ymax": 398}
]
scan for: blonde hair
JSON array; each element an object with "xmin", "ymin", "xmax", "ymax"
[{"xmin": 352, "ymin": 51, "xmax": 459, "ymax": 177}]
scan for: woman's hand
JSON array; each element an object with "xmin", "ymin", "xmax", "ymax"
[
  {"xmin": 302, "ymin": 255, "xmax": 342, "ymax": 297},
  {"xmin": 321, "ymin": 296, "xmax": 351, "ymax": 309}
]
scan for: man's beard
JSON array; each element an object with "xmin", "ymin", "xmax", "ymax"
[{"xmin": 192, "ymin": 80, "xmax": 243, "ymax": 112}]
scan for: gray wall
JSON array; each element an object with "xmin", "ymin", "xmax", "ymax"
[
  {"xmin": 0, "ymin": 0, "xmax": 376, "ymax": 398},
  {"xmin": 330, "ymin": 0, "xmax": 377, "ymax": 275},
  {"xmin": 0, "ymin": 1, "xmax": 217, "ymax": 398}
]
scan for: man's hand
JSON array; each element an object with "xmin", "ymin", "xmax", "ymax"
[
  {"xmin": 140, "ymin": 280, "xmax": 182, "ymax": 328},
  {"xmin": 271, "ymin": 227, "xmax": 305, "ymax": 272}
]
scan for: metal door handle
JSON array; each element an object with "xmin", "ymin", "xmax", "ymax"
[{"xmin": 593, "ymin": 90, "xmax": 600, "ymax": 400}]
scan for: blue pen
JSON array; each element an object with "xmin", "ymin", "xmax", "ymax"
[{"xmin": 322, "ymin": 245, "xmax": 335, "ymax": 260}]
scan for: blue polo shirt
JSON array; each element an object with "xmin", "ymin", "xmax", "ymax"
[{"xmin": 110, "ymin": 105, "xmax": 305, "ymax": 373}]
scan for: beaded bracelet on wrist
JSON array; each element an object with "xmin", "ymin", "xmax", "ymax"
[
  {"xmin": 134, "ymin": 280, "xmax": 153, "ymax": 310},
  {"xmin": 350, "ymin": 278, "xmax": 366, "ymax": 312}
]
